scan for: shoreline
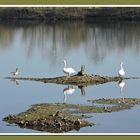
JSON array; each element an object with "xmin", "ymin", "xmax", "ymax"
[{"xmin": 0, "ymin": 7, "xmax": 140, "ymax": 21}]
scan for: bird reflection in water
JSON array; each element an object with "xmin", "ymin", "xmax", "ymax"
[
  {"xmin": 10, "ymin": 79, "xmax": 19, "ymax": 86},
  {"xmin": 118, "ymin": 80, "xmax": 125, "ymax": 95},
  {"xmin": 63, "ymin": 85, "xmax": 76, "ymax": 103},
  {"xmin": 118, "ymin": 80, "xmax": 125, "ymax": 103}
]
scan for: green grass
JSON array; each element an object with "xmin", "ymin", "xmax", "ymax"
[{"xmin": 0, "ymin": 0, "xmax": 140, "ymax": 5}]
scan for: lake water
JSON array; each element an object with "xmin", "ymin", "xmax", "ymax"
[{"xmin": 0, "ymin": 21, "xmax": 140, "ymax": 133}]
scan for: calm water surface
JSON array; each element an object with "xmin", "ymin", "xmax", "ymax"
[{"xmin": 0, "ymin": 21, "xmax": 140, "ymax": 133}]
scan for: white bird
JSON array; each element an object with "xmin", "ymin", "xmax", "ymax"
[
  {"xmin": 118, "ymin": 80, "xmax": 125, "ymax": 95},
  {"xmin": 10, "ymin": 68, "xmax": 19, "ymax": 77},
  {"xmin": 119, "ymin": 62, "xmax": 125, "ymax": 77},
  {"xmin": 63, "ymin": 60, "xmax": 76, "ymax": 76},
  {"xmin": 63, "ymin": 85, "xmax": 76, "ymax": 103}
]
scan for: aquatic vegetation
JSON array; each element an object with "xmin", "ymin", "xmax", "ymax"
[
  {"xmin": 3, "ymin": 98, "xmax": 140, "ymax": 133},
  {"xmin": 3, "ymin": 103, "xmax": 93, "ymax": 133},
  {"xmin": 5, "ymin": 74, "xmax": 127, "ymax": 87}
]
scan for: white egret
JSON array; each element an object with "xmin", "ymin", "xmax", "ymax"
[
  {"xmin": 63, "ymin": 60, "xmax": 76, "ymax": 76},
  {"xmin": 10, "ymin": 68, "xmax": 19, "ymax": 76},
  {"xmin": 119, "ymin": 62, "xmax": 125, "ymax": 77}
]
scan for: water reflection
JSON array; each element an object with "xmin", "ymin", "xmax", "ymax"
[
  {"xmin": 63, "ymin": 85, "xmax": 76, "ymax": 103},
  {"xmin": 0, "ymin": 21, "xmax": 140, "ymax": 66},
  {"xmin": 10, "ymin": 79, "xmax": 19, "ymax": 86},
  {"xmin": 78, "ymin": 86, "xmax": 86, "ymax": 96},
  {"xmin": 0, "ymin": 20, "xmax": 140, "ymax": 133},
  {"xmin": 118, "ymin": 80, "xmax": 125, "ymax": 96}
]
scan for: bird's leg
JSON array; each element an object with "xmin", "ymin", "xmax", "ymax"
[{"xmin": 65, "ymin": 74, "xmax": 69, "ymax": 78}]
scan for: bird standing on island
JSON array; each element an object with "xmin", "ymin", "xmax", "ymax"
[
  {"xmin": 10, "ymin": 68, "xmax": 19, "ymax": 77},
  {"xmin": 63, "ymin": 60, "xmax": 76, "ymax": 76},
  {"xmin": 119, "ymin": 62, "xmax": 125, "ymax": 77}
]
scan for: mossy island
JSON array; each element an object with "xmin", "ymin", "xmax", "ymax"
[
  {"xmin": 3, "ymin": 98, "xmax": 140, "ymax": 133},
  {"xmin": 5, "ymin": 70, "xmax": 139, "ymax": 87}
]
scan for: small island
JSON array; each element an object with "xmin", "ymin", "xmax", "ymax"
[{"xmin": 3, "ymin": 98, "xmax": 140, "ymax": 133}]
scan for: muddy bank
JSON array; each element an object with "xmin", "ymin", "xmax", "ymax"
[
  {"xmin": 3, "ymin": 98, "xmax": 140, "ymax": 132},
  {"xmin": 5, "ymin": 74, "xmax": 121, "ymax": 87},
  {"xmin": 1, "ymin": 7, "xmax": 140, "ymax": 21}
]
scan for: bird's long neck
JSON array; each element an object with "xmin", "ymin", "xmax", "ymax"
[
  {"xmin": 64, "ymin": 61, "xmax": 66, "ymax": 69},
  {"xmin": 120, "ymin": 64, "xmax": 123, "ymax": 70}
]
